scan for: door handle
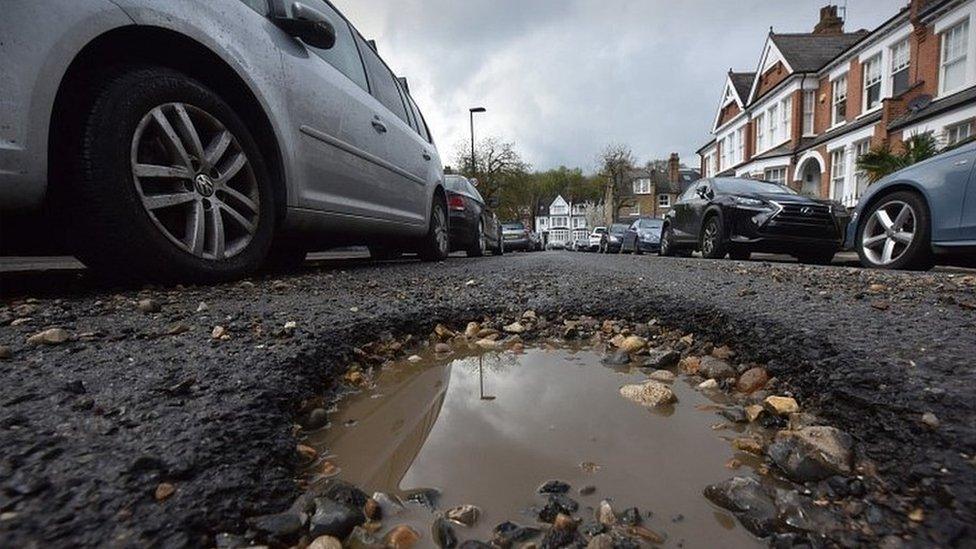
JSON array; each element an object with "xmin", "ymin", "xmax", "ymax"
[
  {"xmin": 371, "ymin": 119, "xmax": 387, "ymax": 133},
  {"xmin": 422, "ymin": 151, "xmax": 432, "ymax": 161}
]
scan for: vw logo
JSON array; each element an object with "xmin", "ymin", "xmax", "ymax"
[
  {"xmin": 194, "ymin": 174, "xmax": 216, "ymax": 197},
  {"xmin": 800, "ymin": 206, "xmax": 814, "ymax": 216}
]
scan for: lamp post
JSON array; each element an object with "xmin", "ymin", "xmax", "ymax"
[{"xmin": 469, "ymin": 107, "xmax": 486, "ymax": 176}]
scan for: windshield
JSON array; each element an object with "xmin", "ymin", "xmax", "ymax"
[
  {"xmin": 502, "ymin": 223, "xmax": 525, "ymax": 230},
  {"xmin": 609, "ymin": 224, "xmax": 629, "ymax": 234},
  {"xmin": 713, "ymin": 178, "xmax": 797, "ymax": 195},
  {"xmin": 592, "ymin": 227, "xmax": 607, "ymax": 234},
  {"xmin": 639, "ymin": 219, "xmax": 663, "ymax": 229},
  {"xmin": 444, "ymin": 175, "xmax": 469, "ymax": 192}
]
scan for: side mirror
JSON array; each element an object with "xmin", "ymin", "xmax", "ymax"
[{"xmin": 272, "ymin": 1, "xmax": 337, "ymax": 50}]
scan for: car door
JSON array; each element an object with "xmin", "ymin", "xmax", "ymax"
[
  {"xmin": 354, "ymin": 34, "xmax": 428, "ymax": 225},
  {"xmin": 673, "ymin": 182, "xmax": 705, "ymax": 242},
  {"xmin": 624, "ymin": 220, "xmax": 639, "ymax": 250},
  {"xmin": 274, "ymin": 0, "xmax": 391, "ymax": 221},
  {"xmin": 942, "ymin": 144, "xmax": 976, "ymax": 241}
]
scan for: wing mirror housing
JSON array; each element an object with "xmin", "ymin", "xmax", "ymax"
[{"xmin": 271, "ymin": 1, "xmax": 337, "ymax": 50}]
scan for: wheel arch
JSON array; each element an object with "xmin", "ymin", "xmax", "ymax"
[{"xmin": 47, "ymin": 25, "xmax": 288, "ymax": 224}]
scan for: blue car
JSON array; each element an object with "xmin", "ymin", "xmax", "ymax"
[{"xmin": 845, "ymin": 140, "xmax": 976, "ymax": 270}]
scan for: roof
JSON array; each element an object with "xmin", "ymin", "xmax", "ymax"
[
  {"xmin": 888, "ymin": 86, "xmax": 976, "ymax": 131},
  {"xmin": 796, "ymin": 110, "xmax": 882, "ymax": 153},
  {"xmin": 752, "ymin": 142, "xmax": 794, "ymax": 161},
  {"xmin": 730, "ymin": 72, "xmax": 755, "ymax": 102},
  {"xmin": 770, "ymin": 31, "xmax": 869, "ymax": 72}
]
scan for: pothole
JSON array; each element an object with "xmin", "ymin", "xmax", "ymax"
[
  {"xmin": 247, "ymin": 314, "xmax": 886, "ymax": 549},
  {"xmin": 306, "ymin": 343, "xmax": 770, "ymax": 547}
]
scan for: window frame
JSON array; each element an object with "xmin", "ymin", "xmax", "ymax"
[
  {"xmin": 832, "ymin": 74, "xmax": 848, "ymax": 127},
  {"xmin": 764, "ymin": 167, "xmax": 787, "ymax": 184},
  {"xmin": 890, "ymin": 39, "xmax": 911, "ymax": 96},
  {"xmin": 830, "ymin": 148, "xmax": 846, "ymax": 200},
  {"xmin": 946, "ymin": 119, "xmax": 974, "ymax": 145},
  {"xmin": 802, "ymin": 90, "xmax": 815, "ymax": 135},
  {"xmin": 352, "ymin": 32, "xmax": 412, "ymax": 125},
  {"xmin": 862, "ymin": 54, "xmax": 883, "ymax": 112},
  {"xmin": 657, "ymin": 194, "xmax": 671, "ymax": 208},
  {"xmin": 633, "ymin": 178, "xmax": 652, "ymax": 195},
  {"xmin": 755, "ymin": 112, "xmax": 765, "ymax": 151},
  {"xmin": 736, "ymin": 127, "xmax": 746, "ymax": 163},
  {"xmin": 940, "ymin": 18, "xmax": 970, "ymax": 95}
]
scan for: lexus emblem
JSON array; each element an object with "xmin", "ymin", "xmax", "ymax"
[{"xmin": 800, "ymin": 206, "xmax": 814, "ymax": 216}]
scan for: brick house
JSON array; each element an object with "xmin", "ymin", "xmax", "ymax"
[
  {"xmin": 697, "ymin": 0, "xmax": 976, "ymax": 206},
  {"xmin": 616, "ymin": 154, "xmax": 701, "ymax": 221}
]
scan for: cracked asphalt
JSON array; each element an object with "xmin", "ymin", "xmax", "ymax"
[{"xmin": 1, "ymin": 251, "xmax": 975, "ymax": 547}]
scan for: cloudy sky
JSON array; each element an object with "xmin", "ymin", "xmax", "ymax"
[{"xmin": 332, "ymin": 0, "xmax": 907, "ymax": 172}]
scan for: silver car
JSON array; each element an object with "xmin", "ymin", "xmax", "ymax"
[{"xmin": 0, "ymin": 0, "xmax": 447, "ymax": 281}]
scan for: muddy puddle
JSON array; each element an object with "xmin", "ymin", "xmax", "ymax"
[{"xmin": 305, "ymin": 345, "xmax": 771, "ymax": 547}]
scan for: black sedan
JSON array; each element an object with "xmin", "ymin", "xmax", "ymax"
[
  {"xmin": 660, "ymin": 177, "xmax": 849, "ymax": 264},
  {"xmin": 599, "ymin": 223, "xmax": 630, "ymax": 253},
  {"xmin": 445, "ymin": 175, "xmax": 503, "ymax": 257},
  {"xmin": 620, "ymin": 217, "xmax": 664, "ymax": 254}
]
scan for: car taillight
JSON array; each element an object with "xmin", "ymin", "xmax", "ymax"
[{"xmin": 448, "ymin": 195, "xmax": 465, "ymax": 211}]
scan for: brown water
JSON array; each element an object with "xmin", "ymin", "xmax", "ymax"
[{"xmin": 306, "ymin": 346, "xmax": 767, "ymax": 547}]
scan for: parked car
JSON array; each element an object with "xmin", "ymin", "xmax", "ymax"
[
  {"xmin": 501, "ymin": 222, "xmax": 531, "ymax": 251},
  {"xmin": 588, "ymin": 227, "xmax": 607, "ymax": 251},
  {"xmin": 846, "ymin": 140, "xmax": 976, "ymax": 270},
  {"xmin": 444, "ymin": 175, "xmax": 502, "ymax": 257},
  {"xmin": 528, "ymin": 231, "xmax": 544, "ymax": 251},
  {"xmin": 660, "ymin": 178, "xmax": 848, "ymax": 263},
  {"xmin": 599, "ymin": 224, "xmax": 630, "ymax": 253},
  {"xmin": 0, "ymin": 0, "xmax": 447, "ymax": 281},
  {"xmin": 572, "ymin": 237, "xmax": 590, "ymax": 251},
  {"xmin": 620, "ymin": 217, "xmax": 664, "ymax": 254}
]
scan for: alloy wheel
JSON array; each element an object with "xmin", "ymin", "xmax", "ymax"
[
  {"xmin": 702, "ymin": 221, "xmax": 718, "ymax": 256},
  {"xmin": 660, "ymin": 230, "xmax": 670, "ymax": 255},
  {"xmin": 130, "ymin": 103, "xmax": 259, "ymax": 261},
  {"xmin": 862, "ymin": 200, "xmax": 916, "ymax": 266},
  {"xmin": 478, "ymin": 221, "xmax": 487, "ymax": 255},
  {"xmin": 434, "ymin": 205, "xmax": 449, "ymax": 256}
]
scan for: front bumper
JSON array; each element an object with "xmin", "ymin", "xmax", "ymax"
[
  {"xmin": 636, "ymin": 238, "xmax": 661, "ymax": 252},
  {"xmin": 503, "ymin": 236, "xmax": 530, "ymax": 249},
  {"xmin": 728, "ymin": 203, "xmax": 847, "ymax": 252}
]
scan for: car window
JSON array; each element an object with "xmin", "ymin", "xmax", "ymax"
[
  {"xmin": 629, "ymin": 221, "xmax": 640, "ymax": 230},
  {"xmin": 678, "ymin": 185, "xmax": 698, "ymax": 202},
  {"xmin": 610, "ymin": 224, "xmax": 628, "ymax": 234},
  {"xmin": 640, "ymin": 219, "xmax": 663, "ymax": 229},
  {"xmin": 298, "ymin": 1, "xmax": 369, "ymax": 92},
  {"xmin": 355, "ymin": 35, "xmax": 410, "ymax": 124},
  {"xmin": 503, "ymin": 223, "xmax": 525, "ymax": 230},
  {"xmin": 466, "ymin": 182, "xmax": 484, "ymax": 203},
  {"xmin": 407, "ymin": 96, "xmax": 432, "ymax": 143},
  {"xmin": 444, "ymin": 175, "xmax": 468, "ymax": 193},
  {"xmin": 712, "ymin": 178, "xmax": 798, "ymax": 195}
]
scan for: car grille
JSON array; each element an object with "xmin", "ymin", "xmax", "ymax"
[{"xmin": 764, "ymin": 202, "xmax": 837, "ymax": 238}]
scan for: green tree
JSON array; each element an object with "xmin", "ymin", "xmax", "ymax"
[{"xmin": 856, "ymin": 133, "xmax": 941, "ymax": 183}]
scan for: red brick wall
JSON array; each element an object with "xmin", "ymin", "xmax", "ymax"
[
  {"xmin": 847, "ymin": 58, "xmax": 863, "ymax": 120},
  {"xmin": 912, "ymin": 20, "xmax": 940, "ymax": 96},
  {"xmin": 815, "ymin": 77, "xmax": 833, "ymax": 133},
  {"xmin": 718, "ymin": 103, "xmax": 742, "ymax": 127},
  {"xmin": 755, "ymin": 62, "xmax": 789, "ymax": 100},
  {"xmin": 790, "ymin": 89, "xmax": 804, "ymax": 146}
]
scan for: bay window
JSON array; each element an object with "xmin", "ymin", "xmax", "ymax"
[
  {"xmin": 890, "ymin": 39, "xmax": 910, "ymax": 96},
  {"xmin": 830, "ymin": 149, "xmax": 846, "ymax": 201},
  {"xmin": 832, "ymin": 74, "xmax": 848, "ymax": 126},
  {"xmin": 764, "ymin": 167, "xmax": 787, "ymax": 184},
  {"xmin": 863, "ymin": 54, "xmax": 882, "ymax": 111},
  {"xmin": 941, "ymin": 19, "xmax": 970, "ymax": 94},
  {"xmin": 802, "ymin": 90, "xmax": 815, "ymax": 135}
]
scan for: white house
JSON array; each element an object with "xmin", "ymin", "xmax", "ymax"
[{"xmin": 535, "ymin": 195, "xmax": 590, "ymax": 247}]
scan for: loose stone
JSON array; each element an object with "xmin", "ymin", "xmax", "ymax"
[
  {"xmin": 642, "ymin": 349, "xmax": 680, "ymax": 369},
  {"xmin": 384, "ymin": 524, "xmax": 421, "ymax": 549},
  {"xmin": 446, "ymin": 504, "xmax": 480, "ymax": 527},
  {"xmin": 307, "ymin": 536, "xmax": 342, "ymax": 549},
  {"xmin": 432, "ymin": 516, "xmax": 458, "ymax": 548},
  {"xmin": 647, "ymin": 369, "xmax": 676, "ymax": 383},
  {"xmin": 735, "ymin": 367, "xmax": 769, "ymax": 394},
  {"xmin": 619, "ymin": 381, "xmax": 676, "ymax": 407},
  {"xmin": 27, "ymin": 328, "xmax": 69, "ymax": 346},
  {"xmin": 699, "ymin": 356, "xmax": 735, "ymax": 379},
  {"xmin": 764, "ymin": 395, "xmax": 800, "ymax": 415},
  {"xmin": 767, "ymin": 426, "xmax": 853, "ymax": 482}
]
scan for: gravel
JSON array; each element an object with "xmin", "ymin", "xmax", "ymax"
[{"xmin": 1, "ymin": 252, "xmax": 974, "ymax": 546}]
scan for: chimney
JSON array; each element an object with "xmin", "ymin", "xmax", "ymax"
[
  {"xmin": 910, "ymin": 0, "xmax": 933, "ymax": 23},
  {"xmin": 813, "ymin": 5, "xmax": 844, "ymax": 35},
  {"xmin": 668, "ymin": 153, "xmax": 680, "ymax": 184}
]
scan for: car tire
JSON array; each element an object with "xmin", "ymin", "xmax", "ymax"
[
  {"xmin": 700, "ymin": 215, "xmax": 728, "ymax": 260},
  {"xmin": 659, "ymin": 225, "xmax": 676, "ymax": 257},
  {"xmin": 467, "ymin": 220, "xmax": 486, "ymax": 258},
  {"xmin": 729, "ymin": 248, "xmax": 751, "ymax": 261},
  {"xmin": 856, "ymin": 190, "xmax": 933, "ymax": 271},
  {"xmin": 419, "ymin": 197, "xmax": 450, "ymax": 262},
  {"xmin": 66, "ymin": 66, "xmax": 275, "ymax": 282}
]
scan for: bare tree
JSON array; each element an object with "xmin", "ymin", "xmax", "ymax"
[
  {"xmin": 597, "ymin": 144, "xmax": 635, "ymax": 225},
  {"xmin": 453, "ymin": 137, "xmax": 528, "ymax": 203},
  {"xmin": 582, "ymin": 202, "xmax": 606, "ymax": 230}
]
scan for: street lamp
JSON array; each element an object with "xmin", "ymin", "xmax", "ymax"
[{"xmin": 469, "ymin": 107, "xmax": 486, "ymax": 176}]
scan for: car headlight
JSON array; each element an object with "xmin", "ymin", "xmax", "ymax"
[
  {"xmin": 609, "ymin": 236, "xmax": 620, "ymax": 243},
  {"xmin": 639, "ymin": 230, "xmax": 659, "ymax": 241},
  {"xmin": 733, "ymin": 196, "xmax": 775, "ymax": 211}
]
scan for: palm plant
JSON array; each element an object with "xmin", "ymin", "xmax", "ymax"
[{"xmin": 856, "ymin": 133, "xmax": 941, "ymax": 183}]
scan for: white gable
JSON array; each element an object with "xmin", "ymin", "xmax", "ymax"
[
  {"xmin": 747, "ymin": 37, "xmax": 794, "ymax": 104},
  {"xmin": 549, "ymin": 195, "xmax": 569, "ymax": 213}
]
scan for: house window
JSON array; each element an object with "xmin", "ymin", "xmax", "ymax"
[
  {"xmin": 755, "ymin": 113, "xmax": 765, "ymax": 151},
  {"xmin": 832, "ymin": 74, "xmax": 848, "ymax": 126},
  {"xmin": 538, "ymin": 218, "xmax": 548, "ymax": 228},
  {"xmin": 854, "ymin": 139, "xmax": 871, "ymax": 201},
  {"xmin": 658, "ymin": 194, "xmax": 671, "ymax": 208},
  {"xmin": 890, "ymin": 39, "xmax": 910, "ymax": 96},
  {"xmin": 946, "ymin": 120, "xmax": 974, "ymax": 145},
  {"xmin": 633, "ymin": 178, "xmax": 651, "ymax": 194},
  {"xmin": 830, "ymin": 149, "xmax": 846, "ymax": 200},
  {"xmin": 736, "ymin": 127, "xmax": 746, "ymax": 163},
  {"xmin": 572, "ymin": 217, "xmax": 585, "ymax": 229},
  {"xmin": 863, "ymin": 54, "xmax": 882, "ymax": 111},
  {"xmin": 552, "ymin": 216, "xmax": 568, "ymax": 228},
  {"xmin": 781, "ymin": 96, "xmax": 792, "ymax": 140},
  {"xmin": 768, "ymin": 103, "xmax": 779, "ymax": 145},
  {"xmin": 551, "ymin": 204, "xmax": 567, "ymax": 215},
  {"xmin": 550, "ymin": 229, "xmax": 570, "ymax": 244},
  {"xmin": 941, "ymin": 19, "xmax": 970, "ymax": 94},
  {"xmin": 764, "ymin": 167, "xmax": 787, "ymax": 184},
  {"xmin": 802, "ymin": 91, "xmax": 815, "ymax": 135}
]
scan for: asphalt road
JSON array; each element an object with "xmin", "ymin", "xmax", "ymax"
[{"xmin": 1, "ymin": 251, "xmax": 974, "ymax": 547}]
